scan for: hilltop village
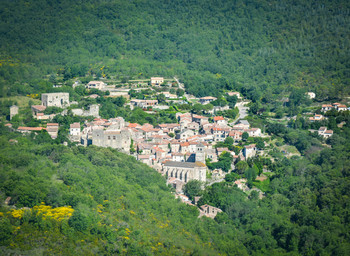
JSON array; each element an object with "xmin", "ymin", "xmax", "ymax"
[{"xmin": 5, "ymin": 77, "xmax": 350, "ymax": 217}]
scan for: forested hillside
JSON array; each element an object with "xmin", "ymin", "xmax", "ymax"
[
  {"xmin": 0, "ymin": 126, "xmax": 221, "ymax": 255},
  {"xmin": 1, "ymin": 0, "xmax": 349, "ymax": 98}
]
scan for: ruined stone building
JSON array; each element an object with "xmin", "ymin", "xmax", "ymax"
[
  {"xmin": 9, "ymin": 105, "xmax": 19, "ymax": 120},
  {"xmin": 41, "ymin": 93, "xmax": 70, "ymax": 108},
  {"xmin": 71, "ymin": 104, "xmax": 99, "ymax": 118},
  {"xmin": 199, "ymin": 204, "xmax": 223, "ymax": 219}
]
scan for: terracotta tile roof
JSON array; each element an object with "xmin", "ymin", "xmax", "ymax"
[
  {"xmin": 200, "ymin": 96, "xmax": 216, "ymax": 100},
  {"xmin": 153, "ymin": 146, "xmax": 165, "ymax": 152},
  {"xmin": 18, "ymin": 127, "xmax": 45, "ymax": 131},
  {"xmin": 229, "ymin": 130, "xmax": 242, "ymax": 136},
  {"xmin": 244, "ymin": 144, "xmax": 256, "ymax": 149},
  {"xmin": 217, "ymin": 147, "xmax": 229, "ymax": 152},
  {"xmin": 70, "ymin": 122, "xmax": 80, "ymax": 129},
  {"xmin": 213, "ymin": 116, "xmax": 225, "ymax": 121},
  {"xmin": 192, "ymin": 114, "xmax": 208, "ymax": 119},
  {"xmin": 128, "ymin": 123, "xmax": 140, "ymax": 128},
  {"xmin": 31, "ymin": 105, "xmax": 47, "ymax": 111}
]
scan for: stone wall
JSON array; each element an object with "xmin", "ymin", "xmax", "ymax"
[
  {"xmin": 41, "ymin": 93, "xmax": 70, "ymax": 108},
  {"xmin": 71, "ymin": 104, "xmax": 99, "ymax": 118}
]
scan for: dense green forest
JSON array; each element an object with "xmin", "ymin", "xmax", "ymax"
[{"xmin": 0, "ymin": 0, "xmax": 349, "ymax": 99}]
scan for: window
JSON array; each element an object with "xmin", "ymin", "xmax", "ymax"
[
  {"xmin": 108, "ymin": 136, "xmax": 111, "ymax": 140},
  {"xmin": 113, "ymin": 136, "xmax": 116, "ymax": 140}
]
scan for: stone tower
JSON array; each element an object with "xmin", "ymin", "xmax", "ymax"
[
  {"xmin": 195, "ymin": 143, "xmax": 206, "ymax": 164},
  {"xmin": 10, "ymin": 105, "xmax": 19, "ymax": 120}
]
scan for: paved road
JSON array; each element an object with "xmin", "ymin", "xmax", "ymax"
[
  {"xmin": 174, "ymin": 76, "xmax": 195, "ymax": 101},
  {"xmin": 236, "ymin": 101, "xmax": 249, "ymax": 120}
]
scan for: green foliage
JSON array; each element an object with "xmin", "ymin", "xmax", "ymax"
[
  {"xmin": 0, "ymin": 0, "xmax": 349, "ymax": 99},
  {"xmin": 242, "ymin": 132, "xmax": 249, "ymax": 141},
  {"xmin": 245, "ymin": 168, "xmax": 257, "ymax": 188},
  {"xmin": 224, "ymin": 172, "xmax": 240, "ymax": 182},
  {"xmin": 224, "ymin": 136, "xmax": 234, "ymax": 145},
  {"xmin": 44, "ymin": 106, "xmax": 63, "ymax": 115},
  {"xmin": 207, "ymin": 151, "xmax": 233, "ymax": 172},
  {"xmin": 235, "ymin": 161, "xmax": 249, "ymax": 174},
  {"xmin": 183, "ymin": 180, "xmax": 202, "ymax": 201}
]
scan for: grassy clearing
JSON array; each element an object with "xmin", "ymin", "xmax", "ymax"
[
  {"xmin": 253, "ymin": 178, "xmax": 270, "ymax": 193},
  {"xmin": 0, "ymin": 96, "xmax": 41, "ymax": 109}
]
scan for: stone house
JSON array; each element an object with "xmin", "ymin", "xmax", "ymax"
[
  {"xmin": 309, "ymin": 114, "xmax": 324, "ymax": 122},
  {"xmin": 318, "ymin": 127, "xmax": 333, "ymax": 138},
  {"xmin": 130, "ymin": 99, "xmax": 158, "ymax": 108},
  {"xmin": 31, "ymin": 105, "xmax": 47, "ymax": 116},
  {"xmin": 156, "ymin": 123, "xmax": 180, "ymax": 134},
  {"xmin": 246, "ymin": 128, "xmax": 261, "ymax": 137},
  {"xmin": 180, "ymin": 118, "xmax": 192, "ymax": 130},
  {"xmin": 167, "ymin": 177, "xmax": 185, "ymax": 193},
  {"xmin": 212, "ymin": 127, "xmax": 230, "ymax": 142},
  {"xmin": 321, "ymin": 104, "xmax": 333, "ymax": 112},
  {"xmin": 199, "ymin": 96, "xmax": 217, "ymax": 105},
  {"xmin": 138, "ymin": 154, "xmax": 153, "ymax": 166},
  {"xmin": 188, "ymin": 141, "xmax": 199, "ymax": 153},
  {"xmin": 176, "ymin": 129, "xmax": 195, "ymax": 140},
  {"xmin": 69, "ymin": 122, "xmax": 80, "ymax": 134},
  {"xmin": 228, "ymin": 130, "xmax": 242, "ymax": 141},
  {"xmin": 243, "ymin": 144, "xmax": 256, "ymax": 159},
  {"xmin": 86, "ymin": 81, "xmax": 106, "ymax": 90},
  {"xmin": 336, "ymin": 104, "xmax": 347, "ymax": 111},
  {"xmin": 187, "ymin": 122, "xmax": 200, "ymax": 132},
  {"xmin": 137, "ymin": 143, "xmax": 153, "ymax": 155},
  {"xmin": 46, "ymin": 123, "xmax": 59, "ymax": 139},
  {"xmin": 206, "ymin": 148, "xmax": 218, "ymax": 162},
  {"xmin": 92, "ymin": 127, "xmax": 131, "ymax": 153},
  {"xmin": 213, "ymin": 116, "xmax": 227, "ymax": 126},
  {"xmin": 172, "ymin": 153, "xmax": 185, "ymax": 162},
  {"xmin": 216, "ymin": 147, "xmax": 229, "ymax": 156},
  {"xmin": 150, "ymin": 77, "xmax": 164, "ymax": 86},
  {"xmin": 192, "ymin": 114, "xmax": 209, "ymax": 125},
  {"xmin": 180, "ymin": 142, "xmax": 190, "ymax": 153},
  {"xmin": 170, "ymin": 141, "xmax": 181, "ymax": 153}
]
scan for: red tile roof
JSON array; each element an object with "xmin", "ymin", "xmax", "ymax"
[
  {"xmin": 18, "ymin": 127, "xmax": 45, "ymax": 131},
  {"xmin": 213, "ymin": 116, "xmax": 225, "ymax": 121}
]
